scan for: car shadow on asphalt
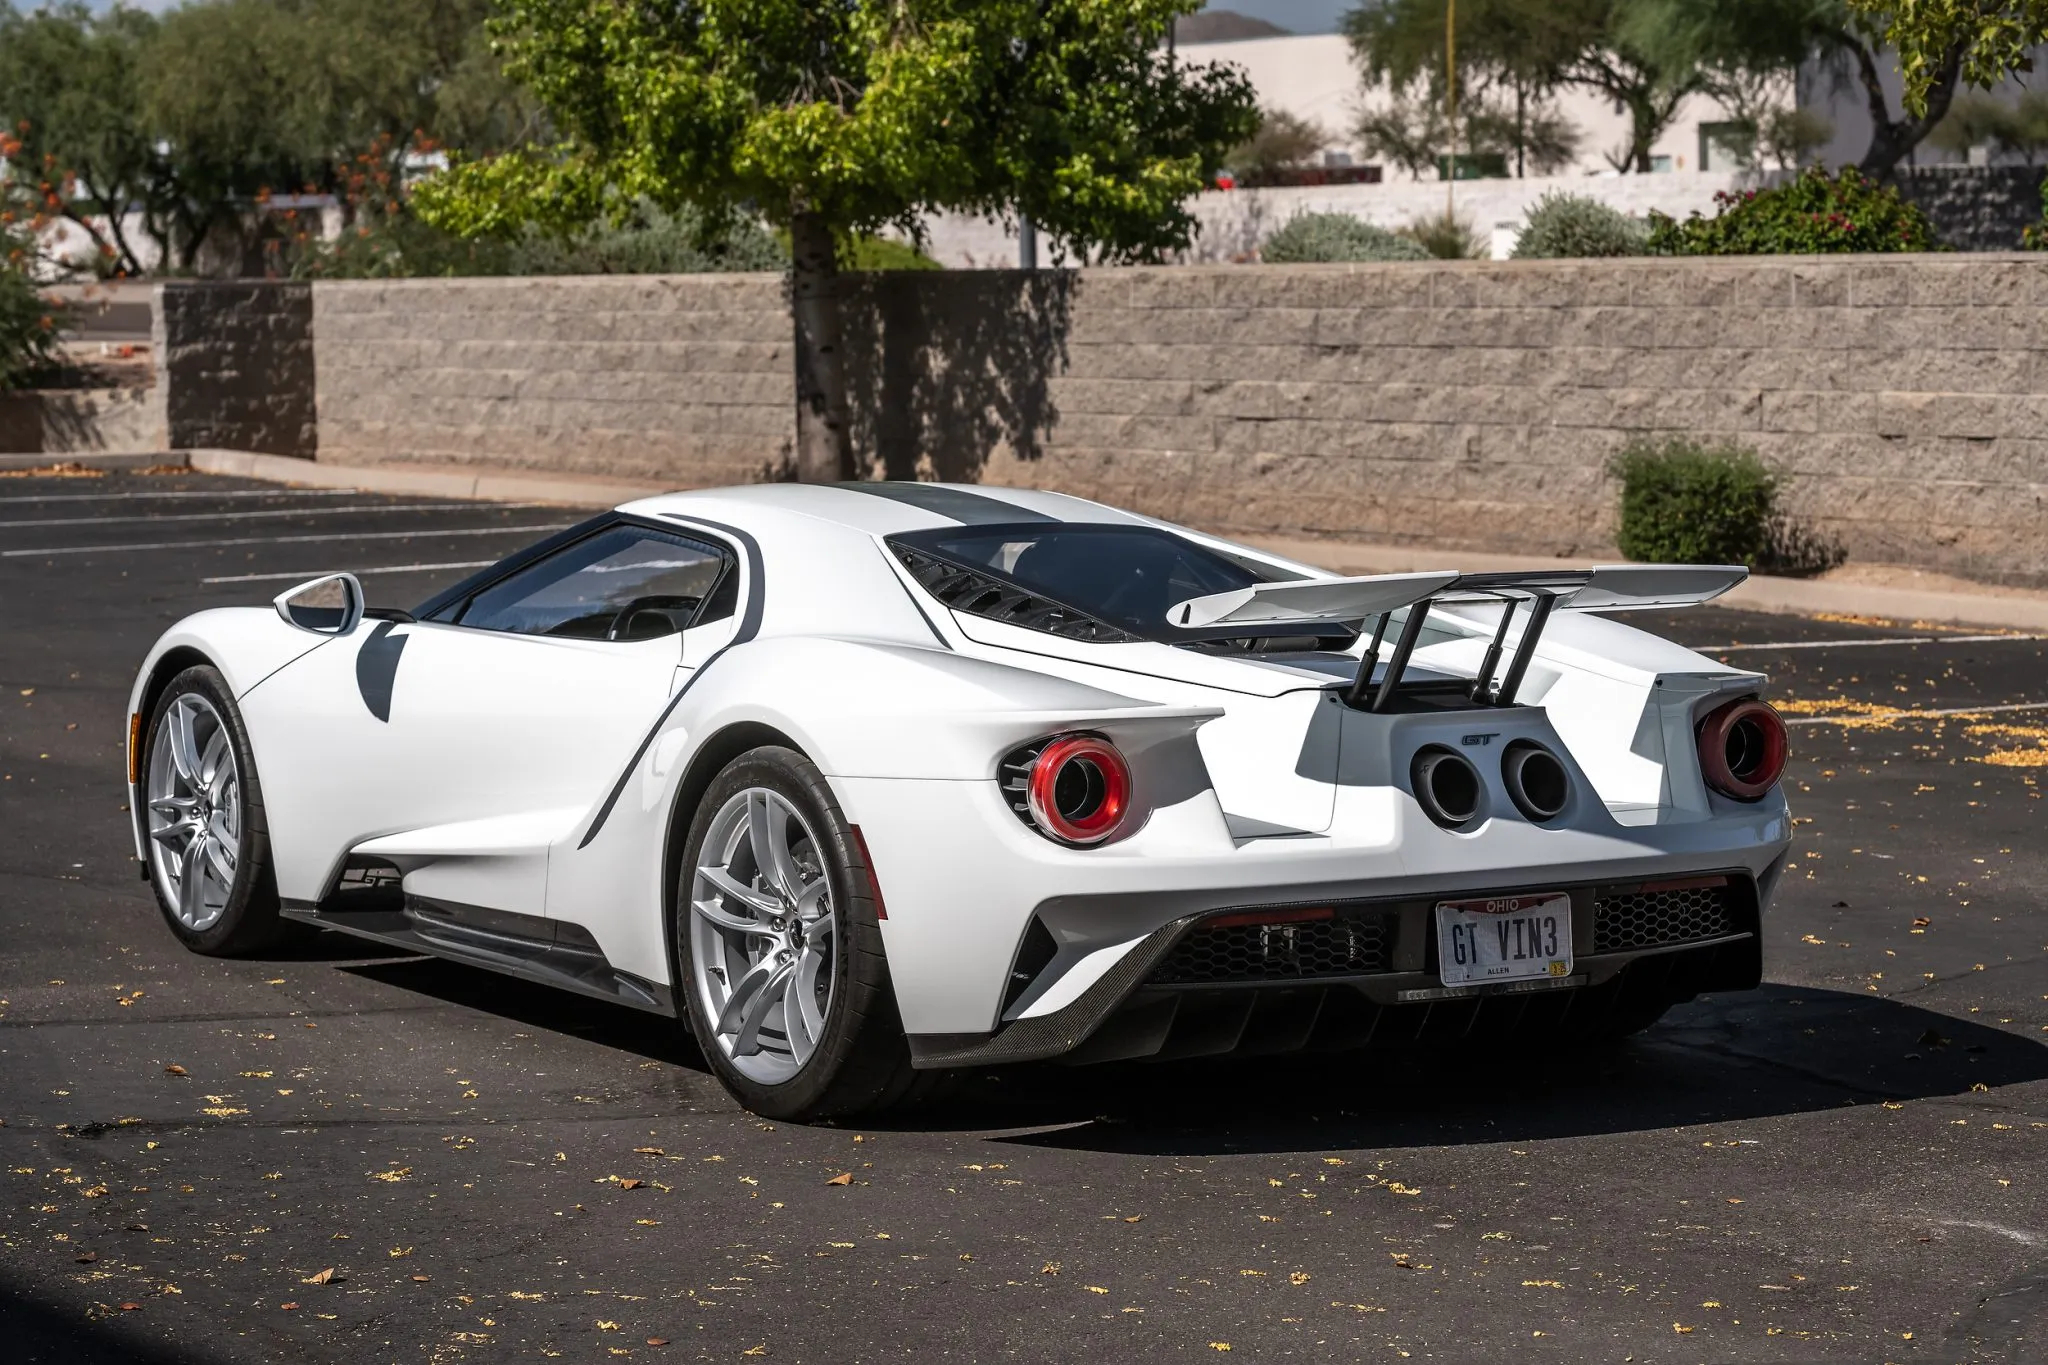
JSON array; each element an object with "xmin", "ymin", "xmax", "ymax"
[
  {"xmin": 338, "ymin": 956, "xmax": 707, "ymax": 1070},
  {"xmin": 940, "ymin": 985, "xmax": 2048, "ymax": 1156},
  {"xmin": 0, "ymin": 1276, "xmax": 209, "ymax": 1365},
  {"xmin": 328, "ymin": 955, "xmax": 2048, "ymax": 1154}
]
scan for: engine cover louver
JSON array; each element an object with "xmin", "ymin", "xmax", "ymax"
[{"xmin": 892, "ymin": 546, "xmax": 1137, "ymax": 643}]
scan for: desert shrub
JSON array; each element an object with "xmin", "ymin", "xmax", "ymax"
[
  {"xmin": 829, "ymin": 233, "xmax": 943, "ymax": 272},
  {"xmin": 1609, "ymin": 436, "xmax": 1845, "ymax": 575},
  {"xmin": 298, "ymin": 198, "xmax": 788, "ymax": 279},
  {"xmin": 1260, "ymin": 211, "xmax": 1431, "ymax": 263},
  {"xmin": 518, "ymin": 203, "xmax": 788, "ymax": 274},
  {"xmin": 1609, "ymin": 438, "xmax": 1779, "ymax": 567},
  {"xmin": 1510, "ymin": 191, "xmax": 1649, "ymax": 258},
  {"xmin": 1400, "ymin": 208, "xmax": 1489, "ymax": 260},
  {"xmin": 1647, "ymin": 168, "xmax": 1936, "ymax": 255},
  {"xmin": 2023, "ymin": 175, "xmax": 2048, "ymax": 249},
  {"xmin": 0, "ymin": 135, "xmax": 67, "ymax": 388},
  {"xmin": 297, "ymin": 196, "xmax": 938, "ymax": 277},
  {"xmin": 0, "ymin": 263, "xmax": 65, "ymax": 389}
]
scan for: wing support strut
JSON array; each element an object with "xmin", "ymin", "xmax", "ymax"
[
  {"xmin": 1348, "ymin": 581, "xmax": 1569, "ymax": 713},
  {"xmin": 1341, "ymin": 612, "xmax": 1392, "ymax": 709}
]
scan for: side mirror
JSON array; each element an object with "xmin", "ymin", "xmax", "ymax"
[{"xmin": 273, "ymin": 573, "xmax": 365, "ymax": 635}]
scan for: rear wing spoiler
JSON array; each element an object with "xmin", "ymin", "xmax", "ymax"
[{"xmin": 1168, "ymin": 564, "xmax": 1747, "ymax": 713}]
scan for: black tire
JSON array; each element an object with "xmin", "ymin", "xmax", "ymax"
[
  {"xmin": 141, "ymin": 665, "xmax": 292, "ymax": 956},
  {"xmin": 674, "ymin": 746, "xmax": 917, "ymax": 1122}
]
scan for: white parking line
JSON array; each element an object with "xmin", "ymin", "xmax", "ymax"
[
  {"xmin": 0, "ymin": 487, "xmax": 364, "ymax": 505},
  {"xmin": 202, "ymin": 561, "xmax": 498, "ymax": 584},
  {"xmin": 1702, "ymin": 633, "xmax": 2042, "ymax": 652},
  {"xmin": 1785, "ymin": 700, "xmax": 2048, "ymax": 726},
  {"xmin": 1, "ymin": 524, "xmax": 572, "ymax": 558},
  {"xmin": 0, "ymin": 501, "xmax": 553, "ymax": 529}
]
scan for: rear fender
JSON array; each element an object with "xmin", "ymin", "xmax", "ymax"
[{"xmin": 546, "ymin": 635, "xmax": 1223, "ymax": 991}]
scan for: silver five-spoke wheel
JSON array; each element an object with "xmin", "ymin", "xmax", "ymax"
[
  {"xmin": 146, "ymin": 692, "xmax": 242, "ymax": 933},
  {"xmin": 688, "ymin": 788, "xmax": 836, "ymax": 1084}
]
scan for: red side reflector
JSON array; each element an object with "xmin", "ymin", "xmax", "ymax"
[
  {"xmin": 1203, "ymin": 906, "xmax": 1336, "ymax": 930},
  {"xmin": 127, "ymin": 712, "xmax": 142, "ymax": 786},
  {"xmin": 848, "ymin": 825, "xmax": 886, "ymax": 920}
]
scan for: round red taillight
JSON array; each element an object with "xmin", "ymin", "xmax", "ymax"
[
  {"xmin": 1697, "ymin": 697, "xmax": 1787, "ymax": 801},
  {"xmin": 1026, "ymin": 735, "xmax": 1132, "ymax": 845}
]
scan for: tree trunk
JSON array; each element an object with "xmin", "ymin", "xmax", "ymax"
[
  {"xmin": 1627, "ymin": 96, "xmax": 1656, "ymax": 172},
  {"xmin": 1515, "ymin": 81, "xmax": 1525, "ymax": 178},
  {"xmin": 789, "ymin": 209, "xmax": 853, "ymax": 483},
  {"xmin": 1854, "ymin": 37, "xmax": 1965, "ymax": 180}
]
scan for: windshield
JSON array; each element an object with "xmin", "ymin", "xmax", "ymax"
[{"xmin": 889, "ymin": 522, "xmax": 1303, "ymax": 641}]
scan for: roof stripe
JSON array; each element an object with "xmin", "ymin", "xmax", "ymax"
[{"xmin": 833, "ymin": 481, "xmax": 1057, "ymax": 525}]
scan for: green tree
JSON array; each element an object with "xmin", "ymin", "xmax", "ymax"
[
  {"xmin": 0, "ymin": 3, "xmax": 161, "ymax": 276},
  {"xmin": 1225, "ymin": 107, "xmax": 1329, "ymax": 181},
  {"xmin": 1354, "ymin": 87, "xmax": 1578, "ymax": 177},
  {"xmin": 415, "ymin": 0, "xmax": 1256, "ymax": 483},
  {"xmin": 0, "ymin": 0, "xmax": 542, "ymax": 275},
  {"xmin": 1346, "ymin": 0, "xmax": 1694, "ymax": 173},
  {"xmin": 1623, "ymin": 0, "xmax": 1963, "ymax": 178},
  {"xmin": 137, "ymin": 0, "xmax": 539, "ymax": 271},
  {"xmin": 1845, "ymin": 0, "xmax": 2047, "ymax": 112},
  {"xmin": 1928, "ymin": 88, "xmax": 2048, "ymax": 163}
]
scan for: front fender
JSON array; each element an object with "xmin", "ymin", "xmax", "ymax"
[{"xmin": 125, "ymin": 607, "xmax": 338, "ymax": 862}]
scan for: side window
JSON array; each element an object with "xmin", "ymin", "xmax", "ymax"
[{"xmin": 454, "ymin": 525, "xmax": 731, "ymax": 640}]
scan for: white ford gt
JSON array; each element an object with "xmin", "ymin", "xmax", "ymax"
[{"xmin": 128, "ymin": 482, "xmax": 1791, "ymax": 1119}]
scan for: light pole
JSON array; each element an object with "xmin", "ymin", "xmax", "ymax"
[{"xmin": 1446, "ymin": 0, "xmax": 1457, "ymax": 220}]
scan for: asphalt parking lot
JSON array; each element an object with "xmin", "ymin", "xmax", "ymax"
[{"xmin": 2, "ymin": 467, "xmax": 2045, "ymax": 1364}]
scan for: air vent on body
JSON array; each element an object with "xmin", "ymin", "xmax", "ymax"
[{"xmin": 892, "ymin": 546, "xmax": 1138, "ymax": 643}]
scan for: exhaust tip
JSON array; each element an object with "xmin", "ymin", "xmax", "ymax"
[
  {"xmin": 1698, "ymin": 697, "xmax": 1788, "ymax": 800},
  {"xmin": 1411, "ymin": 747, "xmax": 1483, "ymax": 829},
  {"xmin": 1502, "ymin": 741, "xmax": 1570, "ymax": 822}
]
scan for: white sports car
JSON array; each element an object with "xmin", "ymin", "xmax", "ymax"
[{"xmin": 128, "ymin": 483, "xmax": 1791, "ymax": 1119}]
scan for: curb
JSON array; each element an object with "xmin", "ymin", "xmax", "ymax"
[
  {"xmin": 0, "ymin": 450, "xmax": 186, "ymax": 473},
  {"xmin": 21, "ymin": 449, "xmax": 2048, "ymax": 633},
  {"xmin": 183, "ymin": 450, "xmax": 669, "ymax": 508},
  {"xmin": 0, "ymin": 449, "xmax": 669, "ymax": 508}
]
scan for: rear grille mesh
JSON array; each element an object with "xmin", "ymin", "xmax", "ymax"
[
  {"xmin": 1150, "ymin": 914, "xmax": 1396, "ymax": 985},
  {"xmin": 1591, "ymin": 883, "xmax": 1738, "ymax": 954}
]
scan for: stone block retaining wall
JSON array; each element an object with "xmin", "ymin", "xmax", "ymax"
[
  {"xmin": 155, "ymin": 257, "xmax": 2048, "ymax": 586},
  {"xmin": 0, "ymin": 384, "xmax": 163, "ymax": 455}
]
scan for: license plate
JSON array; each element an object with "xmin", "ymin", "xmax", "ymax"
[{"xmin": 1435, "ymin": 893, "xmax": 1573, "ymax": 986}]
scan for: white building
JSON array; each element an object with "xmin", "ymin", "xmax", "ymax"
[
  {"xmin": 917, "ymin": 30, "xmax": 1778, "ymax": 266},
  {"xmin": 1186, "ymin": 31, "xmax": 1769, "ymax": 180}
]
